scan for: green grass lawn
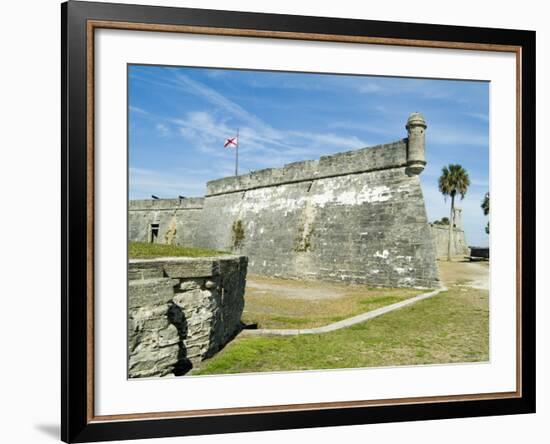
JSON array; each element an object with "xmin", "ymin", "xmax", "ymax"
[
  {"xmin": 241, "ymin": 277, "xmax": 421, "ymax": 329},
  {"xmin": 192, "ymin": 286, "xmax": 488, "ymax": 375},
  {"xmin": 129, "ymin": 241, "xmax": 228, "ymax": 258}
]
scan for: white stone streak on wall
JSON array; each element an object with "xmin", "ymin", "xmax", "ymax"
[
  {"xmin": 224, "ymin": 182, "xmax": 394, "ymax": 216},
  {"xmin": 374, "ymin": 250, "xmax": 390, "ymax": 259},
  {"xmin": 312, "ymin": 184, "xmax": 392, "ymax": 207}
]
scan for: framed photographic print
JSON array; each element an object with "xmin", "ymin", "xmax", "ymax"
[{"xmin": 61, "ymin": 1, "xmax": 536, "ymax": 442}]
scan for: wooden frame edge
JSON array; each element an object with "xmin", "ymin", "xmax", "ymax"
[
  {"xmin": 74, "ymin": 10, "xmax": 531, "ymax": 434},
  {"xmin": 90, "ymin": 391, "xmax": 520, "ymax": 423},
  {"xmin": 89, "ymin": 19, "xmax": 521, "ymax": 53},
  {"xmin": 86, "ymin": 18, "xmax": 95, "ymax": 424}
]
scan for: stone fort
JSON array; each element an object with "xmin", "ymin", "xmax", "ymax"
[{"xmin": 129, "ymin": 113, "xmax": 469, "ymax": 290}]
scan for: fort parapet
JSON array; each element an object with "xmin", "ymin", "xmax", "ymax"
[
  {"xmin": 206, "ymin": 140, "xmax": 408, "ymax": 196},
  {"xmin": 129, "ymin": 113, "xmax": 440, "ymax": 288}
]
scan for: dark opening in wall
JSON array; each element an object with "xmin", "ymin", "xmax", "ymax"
[{"xmin": 150, "ymin": 223, "xmax": 159, "ymax": 243}]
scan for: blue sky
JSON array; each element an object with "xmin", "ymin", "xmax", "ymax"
[{"xmin": 128, "ymin": 65, "xmax": 489, "ymax": 247}]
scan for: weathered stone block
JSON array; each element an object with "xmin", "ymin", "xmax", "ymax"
[
  {"xmin": 128, "ymin": 256, "xmax": 247, "ymax": 378},
  {"xmin": 430, "ymin": 224, "xmax": 469, "ymax": 258},
  {"xmin": 179, "ymin": 278, "xmax": 203, "ymax": 291},
  {"xmin": 128, "ymin": 278, "xmax": 178, "ymax": 309},
  {"xmin": 163, "ymin": 259, "xmax": 219, "ymax": 278},
  {"xmin": 157, "ymin": 324, "xmax": 180, "ymax": 347}
]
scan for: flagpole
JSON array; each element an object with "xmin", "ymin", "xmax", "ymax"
[{"xmin": 235, "ymin": 128, "xmax": 239, "ymax": 176}]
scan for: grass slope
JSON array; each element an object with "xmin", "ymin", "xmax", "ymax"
[
  {"xmin": 193, "ymin": 286, "xmax": 488, "ymax": 375},
  {"xmin": 129, "ymin": 241, "xmax": 228, "ymax": 258}
]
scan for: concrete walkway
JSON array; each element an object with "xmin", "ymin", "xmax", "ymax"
[{"xmin": 240, "ymin": 287, "xmax": 446, "ymax": 337}]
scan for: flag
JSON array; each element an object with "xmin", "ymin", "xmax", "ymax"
[{"xmin": 224, "ymin": 137, "xmax": 238, "ymax": 148}]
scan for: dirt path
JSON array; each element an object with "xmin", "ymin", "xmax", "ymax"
[
  {"xmin": 241, "ymin": 288, "xmax": 444, "ymax": 337},
  {"xmin": 241, "ymin": 262, "xmax": 488, "ymax": 336},
  {"xmin": 437, "ymin": 260, "xmax": 489, "ymax": 290}
]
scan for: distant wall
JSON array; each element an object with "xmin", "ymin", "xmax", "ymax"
[
  {"xmin": 430, "ymin": 224, "xmax": 469, "ymax": 258},
  {"xmin": 127, "ymin": 255, "xmax": 247, "ymax": 378},
  {"xmin": 128, "ymin": 198, "xmax": 204, "ymax": 246}
]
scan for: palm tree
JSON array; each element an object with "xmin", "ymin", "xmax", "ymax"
[
  {"xmin": 481, "ymin": 192, "xmax": 490, "ymax": 234},
  {"xmin": 438, "ymin": 164, "xmax": 470, "ymax": 261}
]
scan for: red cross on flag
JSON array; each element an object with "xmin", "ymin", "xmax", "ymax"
[{"xmin": 224, "ymin": 137, "xmax": 238, "ymax": 148}]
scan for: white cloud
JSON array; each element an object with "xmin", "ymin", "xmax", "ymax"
[
  {"xmin": 171, "ymin": 73, "xmax": 282, "ymax": 141},
  {"xmin": 155, "ymin": 123, "xmax": 170, "ymax": 137},
  {"xmin": 328, "ymin": 120, "xmax": 397, "ymax": 137},
  {"xmin": 357, "ymin": 83, "xmax": 383, "ymax": 94},
  {"xmin": 129, "ymin": 72, "xmax": 357, "ymax": 167},
  {"xmin": 129, "ymin": 105, "xmax": 149, "ymax": 115},
  {"xmin": 470, "ymin": 178, "xmax": 490, "ymax": 187},
  {"xmin": 129, "ymin": 167, "xmax": 207, "ymax": 199},
  {"xmin": 170, "ymin": 108, "xmax": 369, "ymax": 172},
  {"xmin": 287, "ymin": 130, "xmax": 367, "ymax": 150},
  {"xmin": 463, "ymin": 111, "xmax": 490, "ymax": 122},
  {"xmin": 428, "ymin": 124, "xmax": 488, "ymax": 147}
]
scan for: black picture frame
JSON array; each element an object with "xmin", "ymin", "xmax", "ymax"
[{"xmin": 61, "ymin": 1, "xmax": 536, "ymax": 442}]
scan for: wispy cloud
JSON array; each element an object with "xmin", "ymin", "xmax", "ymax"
[
  {"xmin": 155, "ymin": 123, "xmax": 170, "ymax": 137},
  {"xmin": 328, "ymin": 121, "xmax": 397, "ymax": 138},
  {"xmin": 133, "ymin": 71, "xmax": 372, "ymax": 167},
  {"xmin": 428, "ymin": 124, "xmax": 488, "ymax": 147},
  {"xmin": 470, "ymin": 178, "xmax": 490, "ymax": 188},
  {"xmin": 173, "ymin": 110, "xmax": 368, "ymax": 169},
  {"xmin": 129, "ymin": 167, "xmax": 207, "ymax": 199},
  {"xmin": 287, "ymin": 130, "xmax": 367, "ymax": 150},
  {"xmin": 129, "ymin": 105, "xmax": 149, "ymax": 115},
  {"xmin": 357, "ymin": 82, "xmax": 383, "ymax": 94},
  {"xmin": 233, "ymin": 72, "xmax": 486, "ymax": 109},
  {"xmin": 463, "ymin": 111, "xmax": 490, "ymax": 122},
  {"xmin": 172, "ymin": 72, "xmax": 281, "ymax": 139}
]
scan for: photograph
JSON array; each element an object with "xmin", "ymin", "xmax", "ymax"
[
  {"xmin": 55, "ymin": 0, "xmax": 536, "ymax": 441},
  {"xmin": 0, "ymin": 0, "xmax": 541, "ymax": 440},
  {"xmin": 126, "ymin": 65, "xmax": 490, "ymax": 379}
]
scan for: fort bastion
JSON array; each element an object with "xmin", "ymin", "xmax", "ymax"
[{"xmin": 129, "ymin": 113, "xmax": 443, "ymax": 288}]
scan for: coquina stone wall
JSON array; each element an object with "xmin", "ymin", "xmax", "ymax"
[
  {"xmin": 129, "ymin": 198, "xmax": 204, "ymax": 246},
  {"xmin": 430, "ymin": 225, "xmax": 469, "ymax": 258},
  {"xmin": 128, "ymin": 113, "xmax": 440, "ymax": 288},
  {"xmin": 195, "ymin": 153, "xmax": 439, "ymax": 287},
  {"xmin": 127, "ymin": 255, "xmax": 247, "ymax": 378}
]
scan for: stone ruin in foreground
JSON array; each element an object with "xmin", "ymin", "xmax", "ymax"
[{"xmin": 128, "ymin": 255, "xmax": 247, "ymax": 378}]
